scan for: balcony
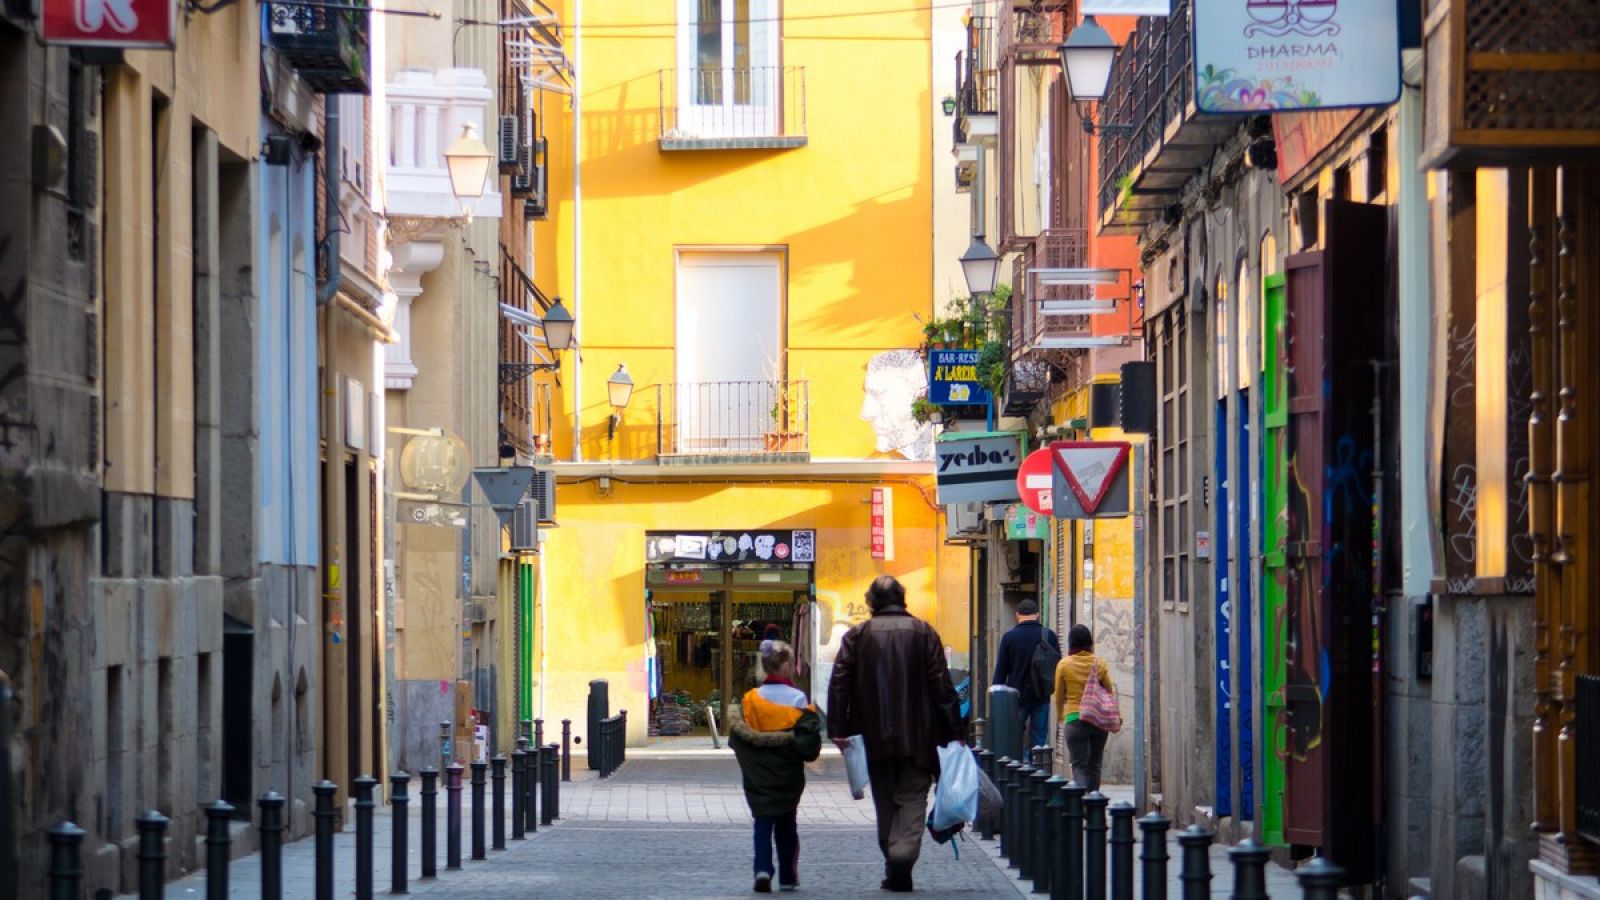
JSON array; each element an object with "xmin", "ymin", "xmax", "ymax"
[
  {"xmin": 1012, "ymin": 228, "xmax": 1130, "ymax": 354},
  {"xmin": 655, "ymin": 380, "xmax": 810, "ymax": 463},
  {"xmin": 1421, "ymin": 0, "xmax": 1600, "ymax": 167},
  {"xmin": 955, "ymin": 16, "xmax": 999, "ymax": 143},
  {"xmin": 1095, "ymin": 0, "xmax": 1236, "ymax": 235},
  {"xmin": 385, "ymin": 69, "xmax": 503, "ymax": 229},
  {"xmin": 267, "ymin": 1, "xmax": 370, "ymax": 94},
  {"xmin": 658, "ymin": 67, "xmax": 807, "ymax": 150}
]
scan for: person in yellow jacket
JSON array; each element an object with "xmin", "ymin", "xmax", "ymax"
[{"xmin": 1052, "ymin": 624, "xmax": 1116, "ymax": 790}]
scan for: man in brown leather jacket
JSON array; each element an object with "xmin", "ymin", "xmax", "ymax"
[{"xmin": 826, "ymin": 575, "xmax": 963, "ymax": 892}]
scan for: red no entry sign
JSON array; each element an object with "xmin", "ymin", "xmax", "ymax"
[{"xmin": 1016, "ymin": 447, "xmax": 1055, "ymax": 517}]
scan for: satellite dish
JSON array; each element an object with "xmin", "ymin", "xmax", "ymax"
[{"xmin": 399, "ymin": 431, "xmax": 471, "ymax": 495}]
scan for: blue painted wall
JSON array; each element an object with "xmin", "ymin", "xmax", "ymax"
[{"xmin": 256, "ymin": 120, "xmax": 320, "ymax": 567}]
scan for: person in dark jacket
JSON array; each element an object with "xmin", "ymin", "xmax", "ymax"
[
  {"xmin": 729, "ymin": 639, "xmax": 823, "ymax": 893},
  {"xmin": 991, "ymin": 598, "xmax": 1060, "ymax": 749},
  {"xmin": 826, "ymin": 575, "xmax": 962, "ymax": 893}
]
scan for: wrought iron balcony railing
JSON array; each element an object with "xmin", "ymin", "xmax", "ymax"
[
  {"xmin": 1012, "ymin": 228, "xmax": 1094, "ymax": 352},
  {"xmin": 658, "ymin": 67, "xmax": 806, "ymax": 150},
  {"xmin": 957, "ymin": 16, "xmax": 999, "ymax": 119},
  {"xmin": 267, "ymin": 0, "xmax": 371, "ymax": 94},
  {"xmin": 1095, "ymin": 0, "xmax": 1233, "ymax": 234},
  {"xmin": 655, "ymin": 380, "xmax": 810, "ymax": 462}
]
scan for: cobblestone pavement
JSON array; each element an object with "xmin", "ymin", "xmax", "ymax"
[{"xmin": 138, "ymin": 755, "xmax": 1297, "ymax": 898}]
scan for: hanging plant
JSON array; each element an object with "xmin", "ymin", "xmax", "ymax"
[
  {"xmin": 975, "ymin": 339, "xmax": 1007, "ymax": 398},
  {"xmin": 910, "ymin": 394, "xmax": 938, "ymax": 425}
]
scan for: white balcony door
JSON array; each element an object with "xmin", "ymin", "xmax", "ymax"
[
  {"xmin": 677, "ymin": 0, "xmax": 778, "ymax": 138},
  {"xmin": 676, "ymin": 252, "xmax": 782, "ymax": 452}
]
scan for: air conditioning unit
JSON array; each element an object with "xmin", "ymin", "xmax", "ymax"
[
  {"xmin": 530, "ymin": 468, "xmax": 556, "ymax": 524},
  {"xmin": 998, "ymin": 540, "xmax": 1038, "ymax": 587},
  {"xmin": 498, "ymin": 115, "xmax": 520, "ymax": 169},
  {"xmin": 523, "ymin": 138, "xmax": 548, "ymax": 220},
  {"xmin": 946, "ymin": 502, "xmax": 985, "ymax": 540}
]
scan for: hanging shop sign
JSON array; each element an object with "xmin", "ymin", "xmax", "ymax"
[
  {"xmin": 935, "ymin": 433, "xmax": 1022, "ymax": 506},
  {"xmin": 1192, "ymin": 0, "xmax": 1400, "ymax": 114},
  {"xmin": 645, "ymin": 529, "xmax": 816, "ymax": 565},
  {"xmin": 1080, "ymin": 0, "xmax": 1170, "ymax": 14},
  {"xmin": 871, "ymin": 487, "xmax": 895, "ymax": 561},
  {"xmin": 927, "ymin": 349, "xmax": 993, "ymax": 406},
  {"xmin": 1051, "ymin": 440, "xmax": 1132, "ymax": 518},
  {"xmin": 42, "ymin": 0, "xmax": 177, "ymax": 46}
]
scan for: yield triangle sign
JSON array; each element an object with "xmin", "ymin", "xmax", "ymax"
[
  {"xmin": 1052, "ymin": 442, "xmax": 1130, "ymax": 515},
  {"xmin": 472, "ymin": 466, "xmax": 536, "ymax": 526}
]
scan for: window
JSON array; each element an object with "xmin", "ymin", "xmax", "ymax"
[
  {"xmin": 1154, "ymin": 303, "xmax": 1191, "ymax": 611},
  {"xmin": 674, "ymin": 251, "xmax": 783, "ymax": 452},
  {"xmin": 678, "ymin": 0, "xmax": 779, "ymax": 137}
]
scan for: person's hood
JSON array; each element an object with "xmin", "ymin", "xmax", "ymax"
[{"xmin": 728, "ymin": 697, "xmax": 817, "ymax": 747}]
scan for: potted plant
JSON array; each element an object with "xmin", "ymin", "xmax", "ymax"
[
  {"xmin": 910, "ymin": 394, "xmax": 940, "ymax": 425},
  {"xmin": 763, "ymin": 386, "xmax": 804, "ymax": 452}
]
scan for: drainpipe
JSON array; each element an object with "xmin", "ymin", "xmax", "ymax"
[
  {"xmin": 571, "ymin": 0, "xmax": 584, "ymax": 462},
  {"xmin": 317, "ymin": 100, "xmax": 348, "ymax": 795}
]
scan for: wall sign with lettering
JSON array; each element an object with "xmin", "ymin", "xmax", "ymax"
[
  {"xmin": 645, "ymin": 530, "xmax": 816, "ymax": 565},
  {"xmin": 935, "ymin": 433, "xmax": 1022, "ymax": 506},
  {"xmin": 1193, "ymin": 0, "xmax": 1400, "ymax": 113}
]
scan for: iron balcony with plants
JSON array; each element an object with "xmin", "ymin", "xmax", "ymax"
[{"xmin": 268, "ymin": 0, "xmax": 372, "ymax": 94}]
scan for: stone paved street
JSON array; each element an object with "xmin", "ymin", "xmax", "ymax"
[{"xmin": 140, "ymin": 753, "xmax": 1302, "ymax": 898}]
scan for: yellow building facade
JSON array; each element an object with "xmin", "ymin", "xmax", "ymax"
[{"xmin": 528, "ymin": 1, "xmax": 969, "ymax": 744}]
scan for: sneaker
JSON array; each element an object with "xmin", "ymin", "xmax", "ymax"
[
  {"xmin": 780, "ymin": 882, "xmax": 799, "ymax": 892},
  {"xmin": 754, "ymin": 872, "xmax": 773, "ymax": 893}
]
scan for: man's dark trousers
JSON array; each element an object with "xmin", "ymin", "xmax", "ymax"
[{"xmin": 867, "ymin": 756, "xmax": 933, "ymax": 887}]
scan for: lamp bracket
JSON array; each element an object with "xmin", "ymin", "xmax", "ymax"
[{"xmin": 499, "ymin": 361, "xmax": 560, "ymax": 386}]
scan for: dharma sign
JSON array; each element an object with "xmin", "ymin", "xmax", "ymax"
[{"xmin": 1192, "ymin": 0, "xmax": 1400, "ymax": 113}]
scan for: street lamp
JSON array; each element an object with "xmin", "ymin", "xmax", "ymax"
[
  {"xmin": 541, "ymin": 296, "xmax": 575, "ymax": 352},
  {"xmin": 1058, "ymin": 17, "xmax": 1131, "ymax": 135},
  {"xmin": 444, "ymin": 122, "xmax": 494, "ymax": 201},
  {"xmin": 607, "ymin": 364, "xmax": 634, "ymax": 440},
  {"xmin": 960, "ymin": 234, "xmax": 1001, "ymax": 297}
]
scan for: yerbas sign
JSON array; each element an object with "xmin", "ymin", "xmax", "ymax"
[{"xmin": 935, "ymin": 433, "xmax": 1022, "ymax": 506}]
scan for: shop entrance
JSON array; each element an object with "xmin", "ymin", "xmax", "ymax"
[{"xmin": 644, "ymin": 557, "xmax": 817, "ymax": 744}]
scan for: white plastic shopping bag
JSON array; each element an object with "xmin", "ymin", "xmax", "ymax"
[
  {"xmin": 841, "ymin": 736, "xmax": 870, "ymax": 800},
  {"xmin": 930, "ymin": 742, "xmax": 980, "ymax": 830}
]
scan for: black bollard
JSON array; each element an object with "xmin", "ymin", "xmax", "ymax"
[
  {"xmin": 312, "ymin": 781, "xmax": 337, "ymax": 900},
  {"xmin": 1137, "ymin": 812, "xmax": 1171, "ymax": 900},
  {"xmin": 1031, "ymin": 769, "xmax": 1053, "ymax": 894},
  {"xmin": 390, "ymin": 772, "xmax": 411, "ymax": 895},
  {"xmin": 353, "ymin": 775, "xmax": 377, "ymax": 900},
  {"xmin": 1084, "ymin": 792, "xmax": 1109, "ymax": 900},
  {"xmin": 1227, "ymin": 839, "xmax": 1271, "ymax": 900},
  {"xmin": 994, "ymin": 758, "xmax": 1013, "ymax": 857},
  {"xmin": 1045, "ymin": 778, "xmax": 1069, "ymax": 900},
  {"xmin": 1108, "ymin": 802, "xmax": 1136, "ymax": 900},
  {"xmin": 135, "ymin": 810, "xmax": 168, "ymax": 900},
  {"xmin": 1039, "ymin": 774, "xmax": 1066, "ymax": 895},
  {"xmin": 258, "ymin": 792, "xmax": 286, "ymax": 900},
  {"xmin": 511, "ymin": 748, "xmax": 527, "ymax": 841},
  {"xmin": 446, "ymin": 763, "xmax": 464, "ymax": 870},
  {"xmin": 491, "ymin": 755, "xmax": 507, "ymax": 850},
  {"xmin": 1062, "ymin": 783, "xmax": 1086, "ymax": 900},
  {"xmin": 47, "ymin": 822, "xmax": 85, "ymax": 900},
  {"xmin": 1176, "ymin": 825, "xmax": 1213, "ymax": 900},
  {"xmin": 524, "ymin": 743, "xmax": 540, "ymax": 834},
  {"xmin": 204, "ymin": 801, "xmax": 234, "ymax": 900},
  {"xmin": 562, "ymin": 720, "xmax": 573, "ymax": 781},
  {"xmin": 619, "ymin": 711, "xmax": 628, "ymax": 767},
  {"xmin": 1033, "ymin": 745, "xmax": 1053, "ymax": 771},
  {"xmin": 534, "ymin": 718, "xmax": 545, "ymax": 757},
  {"xmin": 1014, "ymin": 764, "xmax": 1036, "ymax": 877},
  {"xmin": 419, "ymin": 767, "xmax": 439, "ymax": 879},
  {"xmin": 978, "ymin": 750, "xmax": 998, "ymax": 841},
  {"xmin": 542, "ymin": 744, "xmax": 559, "ymax": 825},
  {"xmin": 1296, "ymin": 857, "xmax": 1345, "ymax": 900},
  {"xmin": 1003, "ymin": 760, "xmax": 1024, "ymax": 862},
  {"xmin": 470, "ymin": 760, "xmax": 487, "ymax": 860}
]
